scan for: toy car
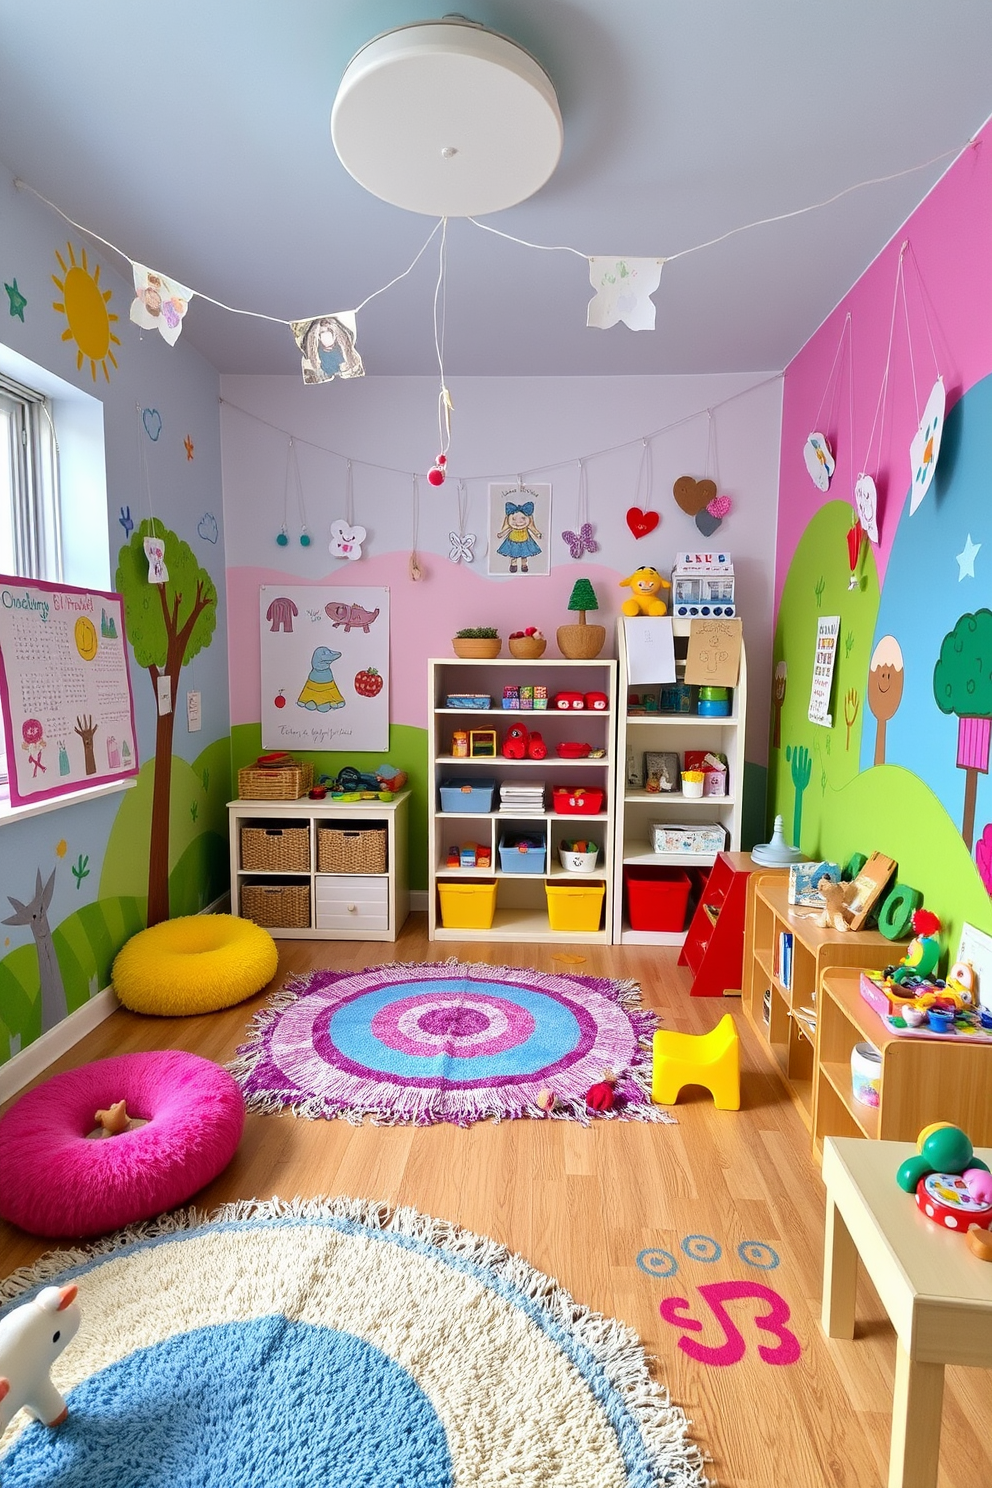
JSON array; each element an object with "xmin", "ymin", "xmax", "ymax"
[{"xmin": 553, "ymin": 692, "xmax": 585, "ymax": 710}]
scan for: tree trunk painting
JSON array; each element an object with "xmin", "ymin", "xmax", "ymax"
[
  {"xmin": 74, "ymin": 715, "xmax": 98, "ymax": 775},
  {"xmin": 2, "ymin": 869, "xmax": 67, "ymax": 1033},
  {"xmin": 867, "ymin": 636, "xmax": 904, "ymax": 767},
  {"xmin": 957, "ymin": 715, "xmax": 991, "ymax": 853},
  {"xmin": 934, "ymin": 612, "xmax": 992, "ymax": 854}
]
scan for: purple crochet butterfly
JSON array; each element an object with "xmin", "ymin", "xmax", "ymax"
[{"xmin": 561, "ymin": 522, "xmax": 598, "ymax": 559}]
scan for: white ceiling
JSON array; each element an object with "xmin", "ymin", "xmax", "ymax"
[{"xmin": 2, "ymin": 1, "xmax": 990, "ymax": 378}]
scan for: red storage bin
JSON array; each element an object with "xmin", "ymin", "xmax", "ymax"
[
  {"xmin": 625, "ymin": 867, "xmax": 692, "ymax": 931},
  {"xmin": 552, "ymin": 786, "xmax": 604, "ymax": 815}
]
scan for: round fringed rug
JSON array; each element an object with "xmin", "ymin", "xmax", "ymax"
[
  {"xmin": 0, "ymin": 1200, "xmax": 708, "ymax": 1487},
  {"xmin": 229, "ymin": 959, "xmax": 674, "ymax": 1126}
]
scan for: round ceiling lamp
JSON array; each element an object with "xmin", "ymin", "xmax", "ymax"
[{"xmin": 331, "ymin": 18, "xmax": 563, "ymax": 218}]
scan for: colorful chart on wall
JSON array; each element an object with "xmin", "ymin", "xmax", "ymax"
[
  {"xmin": 0, "ymin": 575, "xmax": 139, "ymax": 806},
  {"xmin": 259, "ymin": 586, "xmax": 389, "ymax": 752}
]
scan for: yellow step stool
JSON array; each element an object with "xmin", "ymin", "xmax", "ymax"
[{"xmin": 652, "ymin": 1013, "xmax": 740, "ymax": 1110}]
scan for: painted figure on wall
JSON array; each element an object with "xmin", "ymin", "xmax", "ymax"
[
  {"xmin": 934, "ymin": 609, "xmax": 992, "ymax": 851},
  {"xmin": 2, "ymin": 869, "xmax": 66, "ymax": 1034},
  {"xmin": 297, "ymin": 648, "xmax": 345, "ymax": 712},
  {"xmin": 116, "ymin": 521, "xmax": 217, "ymax": 927},
  {"xmin": 867, "ymin": 636, "xmax": 904, "ymax": 766}
]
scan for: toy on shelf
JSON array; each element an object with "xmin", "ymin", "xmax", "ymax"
[
  {"xmin": 452, "ymin": 628, "xmax": 501, "ymax": 659},
  {"xmin": 895, "ymin": 1123, "xmax": 992, "ymax": 1244},
  {"xmin": 584, "ymin": 691, "xmax": 608, "ymax": 711},
  {"xmin": 508, "ymin": 627, "xmax": 547, "ymax": 659},
  {"xmin": 619, "ymin": 566, "xmax": 671, "ymax": 617},
  {"xmin": 889, "ymin": 910, "xmax": 942, "ymax": 984},
  {"xmin": 0, "ymin": 1284, "xmax": 81, "ymax": 1431},
  {"xmin": 558, "ymin": 579, "xmax": 606, "ymax": 659},
  {"xmin": 503, "ymin": 723, "xmax": 529, "ymax": 760},
  {"xmin": 503, "ymin": 686, "xmax": 520, "ymax": 709},
  {"xmin": 527, "ymin": 732, "xmax": 547, "ymax": 760},
  {"xmin": 470, "ymin": 729, "xmax": 498, "ymax": 758},
  {"xmin": 814, "ymin": 880, "xmax": 858, "ymax": 931},
  {"xmin": 553, "ymin": 692, "xmax": 585, "ymax": 710},
  {"xmin": 670, "ymin": 551, "xmax": 736, "ymax": 618},
  {"xmin": 557, "ymin": 741, "xmax": 591, "ymax": 759},
  {"xmin": 446, "ymin": 842, "xmax": 491, "ymax": 870},
  {"xmin": 533, "ymin": 685, "xmax": 548, "ymax": 711}
]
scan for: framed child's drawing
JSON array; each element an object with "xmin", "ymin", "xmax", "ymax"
[{"xmin": 488, "ymin": 484, "xmax": 552, "ymax": 577}]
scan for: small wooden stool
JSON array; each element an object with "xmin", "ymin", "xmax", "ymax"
[{"xmin": 651, "ymin": 1013, "xmax": 741, "ymax": 1110}]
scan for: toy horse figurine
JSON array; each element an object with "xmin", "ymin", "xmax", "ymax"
[{"xmin": 0, "ymin": 1285, "xmax": 81, "ymax": 1430}]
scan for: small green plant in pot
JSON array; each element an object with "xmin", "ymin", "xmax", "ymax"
[
  {"xmin": 557, "ymin": 580, "xmax": 606, "ymax": 659},
  {"xmin": 453, "ymin": 627, "xmax": 501, "ymax": 658}
]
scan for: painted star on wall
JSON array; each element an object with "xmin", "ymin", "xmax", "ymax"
[
  {"xmin": 5, "ymin": 278, "xmax": 27, "ymax": 320},
  {"xmin": 956, "ymin": 533, "xmax": 981, "ymax": 580}
]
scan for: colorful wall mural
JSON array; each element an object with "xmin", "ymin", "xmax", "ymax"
[
  {"xmin": 770, "ymin": 120, "xmax": 992, "ymax": 954},
  {"xmin": 0, "ymin": 163, "xmax": 230, "ymax": 1066}
]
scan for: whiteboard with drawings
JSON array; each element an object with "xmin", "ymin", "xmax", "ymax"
[{"xmin": 0, "ymin": 574, "xmax": 139, "ymax": 806}]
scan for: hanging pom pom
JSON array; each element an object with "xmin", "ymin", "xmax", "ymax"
[
  {"xmin": 276, "ymin": 527, "xmax": 289, "ymax": 548},
  {"xmin": 428, "ymin": 453, "xmax": 447, "ymax": 487}
]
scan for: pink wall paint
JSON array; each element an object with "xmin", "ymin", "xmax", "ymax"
[{"xmin": 775, "ymin": 125, "xmax": 992, "ymax": 613}]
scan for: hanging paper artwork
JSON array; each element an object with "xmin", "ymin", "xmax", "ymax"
[
  {"xmin": 854, "ymin": 474, "xmax": 878, "ymax": 544},
  {"xmin": 142, "ymin": 535, "xmax": 168, "ymax": 585},
  {"xmin": 142, "ymin": 408, "xmax": 162, "ymax": 442},
  {"xmin": 562, "ymin": 522, "xmax": 598, "ymax": 559},
  {"xmin": 803, "ymin": 432, "xmax": 835, "ymax": 491},
  {"xmin": 328, "ymin": 520, "xmax": 366, "ymax": 561},
  {"xmin": 291, "ymin": 312, "xmax": 365, "ymax": 384},
  {"xmin": 130, "ymin": 264, "xmax": 192, "ymax": 346},
  {"xmin": 672, "ymin": 476, "xmax": 732, "ymax": 536},
  {"xmin": 448, "ymin": 531, "xmax": 476, "ymax": 564},
  {"xmin": 488, "ymin": 484, "xmax": 551, "ymax": 577},
  {"xmin": 587, "ymin": 257, "xmax": 664, "ymax": 331},
  {"xmin": 846, "ymin": 519, "xmax": 865, "ymax": 591},
  {"xmin": 909, "ymin": 377, "xmax": 945, "ymax": 514}
]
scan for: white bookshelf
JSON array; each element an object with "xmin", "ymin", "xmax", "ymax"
[
  {"xmin": 427, "ymin": 657, "xmax": 618, "ymax": 943},
  {"xmin": 613, "ymin": 618, "xmax": 747, "ymax": 946}
]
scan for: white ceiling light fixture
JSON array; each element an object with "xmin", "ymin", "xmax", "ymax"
[{"xmin": 331, "ymin": 17, "xmax": 563, "ymax": 218}]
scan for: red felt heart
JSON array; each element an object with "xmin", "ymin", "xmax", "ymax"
[
  {"xmin": 673, "ymin": 476, "xmax": 718, "ymax": 515},
  {"xmin": 626, "ymin": 506, "xmax": 659, "ymax": 539}
]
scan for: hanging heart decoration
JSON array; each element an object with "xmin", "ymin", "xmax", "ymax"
[
  {"xmin": 854, "ymin": 474, "xmax": 878, "ymax": 543},
  {"xmin": 626, "ymin": 507, "xmax": 659, "ymax": 539},
  {"xmin": 672, "ymin": 476, "xmax": 718, "ymax": 515},
  {"xmin": 695, "ymin": 493, "xmax": 732, "ymax": 537},
  {"xmin": 142, "ymin": 407, "xmax": 162, "ymax": 442},
  {"xmin": 846, "ymin": 518, "xmax": 865, "ymax": 589},
  {"xmin": 803, "ymin": 432, "xmax": 835, "ymax": 491},
  {"xmin": 328, "ymin": 520, "xmax": 366, "ymax": 561}
]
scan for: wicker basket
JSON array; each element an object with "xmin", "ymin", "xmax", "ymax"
[
  {"xmin": 318, "ymin": 827, "xmax": 388, "ymax": 875},
  {"xmin": 241, "ymin": 825, "xmax": 310, "ymax": 873},
  {"xmin": 241, "ymin": 882, "xmax": 310, "ymax": 929},
  {"xmin": 508, "ymin": 637, "xmax": 547, "ymax": 659},
  {"xmin": 238, "ymin": 761, "xmax": 314, "ymax": 800}
]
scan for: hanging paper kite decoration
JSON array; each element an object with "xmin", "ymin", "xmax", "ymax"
[
  {"xmin": 909, "ymin": 377, "xmax": 945, "ymax": 514},
  {"xmin": 803, "ymin": 432, "xmax": 835, "ymax": 491},
  {"xmin": 846, "ymin": 517, "xmax": 865, "ymax": 591},
  {"xmin": 854, "ymin": 473, "xmax": 879, "ymax": 544},
  {"xmin": 291, "ymin": 312, "xmax": 364, "ymax": 383},
  {"xmin": 587, "ymin": 257, "xmax": 664, "ymax": 331},
  {"xmin": 130, "ymin": 264, "xmax": 193, "ymax": 345}
]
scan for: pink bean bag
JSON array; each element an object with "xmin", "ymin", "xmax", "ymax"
[{"xmin": 0, "ymin": 1051, "xmax": 244, "ymax": 1238}]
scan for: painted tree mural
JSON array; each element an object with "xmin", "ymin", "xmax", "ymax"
[
  {"xmin": 867, "ymin": 635, "xmax": 904, "ymax": 766},
  {"xmin": 116, "ymin": 522, "xmax": 217, "ymax": 925},
  {"xmin": 934, "ymin": 609, "xmax": 992, "ymax": 852},
  {"xmin": 2, "ymin": 869, "xmax": 66, "ymax": 1033},
  {"xmin": 785, "ymin": 743, "xmax": 812, "ymax": 849}
]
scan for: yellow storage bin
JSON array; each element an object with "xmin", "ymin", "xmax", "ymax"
[
  {"xmin": 437, "ymin": 879, "xmax": 498, "ymax": 930},
  {"xmin": 545, "ymin": 880, "xmax": 605, "ymax": 933}
]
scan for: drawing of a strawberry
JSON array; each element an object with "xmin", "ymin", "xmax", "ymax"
[{"xmin": 354, "ymin": 667, "xmax": 383, "ymax": 698}]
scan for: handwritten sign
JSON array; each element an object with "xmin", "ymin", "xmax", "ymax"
[
  {"xmin": 0, "ymin": 575, "xmax": 139, "ymax": 805},
  {"xmin": 684, "ymin": 617, "xmax": 742, "ymax": 687}
]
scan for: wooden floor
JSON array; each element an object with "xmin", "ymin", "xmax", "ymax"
[{"xmin": 2, "ymin": 916, "xmax": 989, "ymax": 1488}]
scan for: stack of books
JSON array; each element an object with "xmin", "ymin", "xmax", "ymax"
[{"xmin": 499, "ymin": 782, "xmax": 546, "ymax": 815}]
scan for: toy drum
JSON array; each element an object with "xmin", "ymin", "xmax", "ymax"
[{"xmin": 916, "ymin": 1172, "xmax": 992, "ymax": 1232}]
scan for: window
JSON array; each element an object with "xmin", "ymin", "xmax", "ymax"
[{"xmin": 0, "ymin": 373, "xmax": 63, "ymax": 793}]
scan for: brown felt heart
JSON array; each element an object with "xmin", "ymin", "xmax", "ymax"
[
  {"xmin": 673, "ymin": 476, "xmax": 717, "ymax": 515},
  {"xmin": 626, "ymin": 506, "xmax": 659, "ymax": 539}
]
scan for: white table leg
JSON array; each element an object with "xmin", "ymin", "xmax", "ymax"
[
  {"xmin": 821, "ymin": 1195, "xmax": 858, "ymax": 1339},
  {"xmin": 888, "ymin": 1341, "xmax": 944, "ymax": 1488}
]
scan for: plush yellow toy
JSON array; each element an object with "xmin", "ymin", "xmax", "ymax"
[{"xmin": 619, "ymin": 566, "xmax": 671, "ymax": 617}]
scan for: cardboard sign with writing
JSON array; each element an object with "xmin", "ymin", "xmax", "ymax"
[
  {"xmin": 847, "ymin": 852, "xmax": 897, "ymax": 931},
  {"xmin": 684, "ymin": 617, "xmax": 742, "ymax": 687}
]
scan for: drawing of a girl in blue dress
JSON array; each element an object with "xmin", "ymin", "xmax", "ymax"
[
  {"xmin": 496, "ymin": 500, "xmax": 543, "ymax": 573},
  {"xmin": 297, "ymin": 647, "xmax": 346, "ymax": 711}
]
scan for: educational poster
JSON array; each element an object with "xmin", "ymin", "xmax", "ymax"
[
  {"xmin": 0, "ymin": 575, "xmax": 139, "ymax": 806},
  {"xmin": 488, "ymin": 484, "xmax": 552, "ymax": 577},
  {"xmin": 260, "ymin": 586, "xmax": 388, "ymax": 752},
  {"xmin": 808, "ymin": 615, "xmax": 840, "ymax": 727}
]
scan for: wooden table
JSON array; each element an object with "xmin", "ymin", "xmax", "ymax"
[{"xmin": 821, "ymin": 1136, "xmax": 992, "ymax": 1488}]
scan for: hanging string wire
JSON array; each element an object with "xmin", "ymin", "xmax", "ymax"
[
  {"xmin": 577, "ymin": 459, "xmax": 589, "ymax": 527},
  {"xmin": 898, "ymin": 256, "xmax": 923, "ymax": 424},
  {"xmin": 860, "ymin": 243, "xmax": 907, "ymax": 476},
  {"xmin": 433, "ymin": 218, "xmax": 453, "ymax": 455},
  {"xmin": 345, "ymin": 459, "xmax": 354, "ymax": 527},
  {"xmin": 137, "ymin": 403, "xmax": 160, "ymax": 540},
  {"xmin": 811, "ymin": 312, "xmax": 852, "ymax": 435},
  {"xmin": 903, "ymin": 240, "xmax": 949, "ymax": 377},
  {"xmin": 634, "ymin": 437, "xmax": 654, "ymax": 510}
]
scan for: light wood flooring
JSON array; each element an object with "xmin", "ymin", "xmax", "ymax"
[{"xmin": 2, "ymin": 917, "xmax": 990, "ymax": 1487}]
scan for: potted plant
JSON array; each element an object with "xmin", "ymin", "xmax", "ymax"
[
  {"xmin": 453, "ymin": 627, "xmax": 501, "ymax": 658},
  {"xmin": 557, "ymin": 580, "xmax": 606, "ymax": 659},
  {"xmin": 508, "ymin": 626, "xmax": 547, "ymax": 659}
]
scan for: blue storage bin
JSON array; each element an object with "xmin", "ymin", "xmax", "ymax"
[
  {"xmin": 439, "ymin": 778, "xmax": 496, "ymax": 813},
  {"xmin": 498, "ymin": 835, "xmax": 547, "ymax": 874}
]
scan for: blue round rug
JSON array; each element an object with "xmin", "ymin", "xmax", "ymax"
[{"xmin": 0, "ymin": 1199, "xmax": 707, "ymax": 1487}]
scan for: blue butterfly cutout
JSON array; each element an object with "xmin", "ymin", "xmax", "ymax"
[{"xmin": 561, "ymin": 522, "xmax": 598, "ymax": 559}]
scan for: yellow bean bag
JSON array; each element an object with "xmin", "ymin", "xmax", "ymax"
[{"xmin": 112, "ymin": 914, "xmax": 279, "ymax": 1016}]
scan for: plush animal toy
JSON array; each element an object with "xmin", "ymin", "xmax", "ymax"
[
  {"xmin": 502, "ymin": 723, "xmax": 529, "ymax": 760},
  {"xmin": 814, "ymin": 879, "xmax": 858, "ymax": 932},
  {"xmin": 0, "ymin": 1284, "xmax": 81, "ymax": 1431},
  {"xmin": 586, "ymin": 1069, "xmax": 618, "ymax": 1111},
  {"xmin": 619, "ymin": 567, "xmax": 671, "ymax": 617}
]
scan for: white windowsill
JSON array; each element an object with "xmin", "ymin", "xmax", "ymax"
[{"xmin": 0, "ymin": 776, "xmax": 136, "ymax": 826}]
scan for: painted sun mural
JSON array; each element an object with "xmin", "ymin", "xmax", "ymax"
[{"xmin": 51, "ymin": 241, "xmax": 120, "ymax": 382}]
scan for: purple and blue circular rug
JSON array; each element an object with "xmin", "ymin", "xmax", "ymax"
[{"xmin": 229, "ymin": 959, "xmax": 674, "ymax": 1126}]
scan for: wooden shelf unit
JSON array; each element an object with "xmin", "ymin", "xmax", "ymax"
[
  {"xmin": 613, "ymin": 617, "xmax": 746, "ymax": 947},
  {"xmin": 813, "ymin": 967, "xmax": 992, "ymax": 1154},
  {"xmin": 741, "ymin": 870, "xmax": 903, "ymax": 1129},
  {"xmin": 427, "ymin": 657, "xmax": 617, "ymax": 943}
]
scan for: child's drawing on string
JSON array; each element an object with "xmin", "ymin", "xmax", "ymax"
[{"xmin": 488, "ymin": 483, "xmax": 551, "ymax": 576}]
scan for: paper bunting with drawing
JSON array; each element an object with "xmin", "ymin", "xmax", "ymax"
[
  {"xmin": 909, "ymin": 377, "xmax": 945, "ymax": 514},
  {"xmin": 129, "ymin": 264, "xmax": 193, "ymax": 345},
  {"xmin": 587, "ymin": 258, "xmax": 663, "ymax": 331},
  {"xmin": 291, "ymin": 312, "xmax": 365, "ymax": 383}
]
